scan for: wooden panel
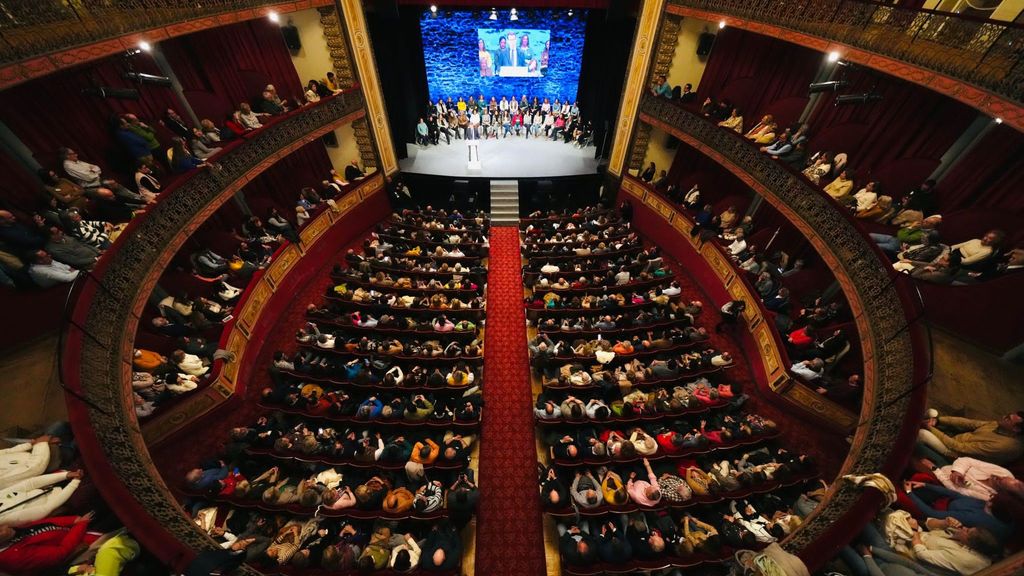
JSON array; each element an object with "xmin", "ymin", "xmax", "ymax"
[
  {"xmin": 265, "ymin": 244, "xmax": 301, "ymax": 288},
  {"xmin": 236, "ymin": 279, "xmax": 273, "ymax": 337}
]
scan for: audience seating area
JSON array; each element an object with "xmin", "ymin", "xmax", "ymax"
[
  {"xmin": 170, "ymin": 209, "xmax": 485, "ymax": 574},
  {"xmin": 522, "ymin": 207, "xmax": 822, "ymax": 574}
]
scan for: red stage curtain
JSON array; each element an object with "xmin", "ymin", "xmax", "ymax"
[
  {"xmin": 696, "ymin": 28, "xmax": 822, "ymax": 128},
  {"xmin": 160, "ymin": 19, "xmax": 303, "ymax": 123},
  {"xmin": 0, "ymin": 149, "xmax": 49, "ymax": 215},
  {"xmin": 806, "ymin": 67, "xmax": 977, "ymax": 194},
  {"xmin": 934, "ymin": 124, "xmax": 1024, "ymax": 215},
  {"xmin": 0, "ymin": 53, "xmax": 182, "ymax": 179},
  {"xmin": 666, "ymin": 142, "xmax": 755, "ymax": 212}
]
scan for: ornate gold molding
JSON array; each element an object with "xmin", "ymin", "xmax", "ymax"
[
  {"xmin": 630, "ymin": 122, "xmax": 653, "ymax": 171},
  {"xmin": 339, "ymin": 0, "xmax": 398, "ymax": 175},
  {"xmin": 318, "ymin": 6, "xmax": 356, "ymax": 87},
  {"xmin": 608, "ymin": 0, "xmax": 667, "ymax": 178},
  {"xmin": 652, "ymin": 14, "xmax": 681, "ymax": 80}
]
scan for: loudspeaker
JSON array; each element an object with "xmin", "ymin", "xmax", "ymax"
[
  {"xmin": 666, "ymin": 133, "xmax": 680, "ymax": 150},
  {"xmin": 281, "ymin": 25, "xmax": 301, "ymax": 51},
  {"xmin": 697, "ymin": 32, "xmax": 716, "ymax": 56}
]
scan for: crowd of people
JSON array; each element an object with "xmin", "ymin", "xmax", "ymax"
[
  {"xmin": 649, "ymin": 78, "xmax": 1021, "ymax": 286},
  {"xmin": 522, "ymin": 207, "xmax": 825, "ymax": 573},
  {"xmin": 177, "ymin": 208, "xmax": 486, "ymax": 573},
  {"xmin": 0, "ymin": 424, "xmax": 156, "ymax": 575},
  {"xmin": 414, "ymin": 94, "xmax": 593, "ymax": 148}
]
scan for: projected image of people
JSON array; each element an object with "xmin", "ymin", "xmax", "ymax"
[{"xmin": 478, "ymin": 29, "xmax": 548, "ymax": 77}]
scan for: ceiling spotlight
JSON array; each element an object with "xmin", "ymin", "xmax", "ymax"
[
  {"xmin": 835, "ymin": 92, "xmax": 883, "ymax": 105},
  {"xmin": 268, "ymin": 11, "xmax": 280, "ymax": 23},
  {"xmin": 808, "ymin": 80, "xmax": 849, "ymax": 94},
  {"xmin": 489, "ymin": 8, "xmax": 497, "ymax": 20},
  {"xmin": 568, "ymin": 8, "xmax": 574, "ymax": 16},
  {"xmin": 138, "ymin": 41, "xmax": 151, "ymax": 52},
  {"xmin": 510, "ymin": 7, "xmax": 518, "ymax": 21},
  {"xmin": 718, "ymin": 20, "xmax": 726, "ymax": 29},
  {"xmin": 430, "ymin": 4, "xmax": 437, "ymax": 12},
  {"xmin": 995, "ymin": 117, "xmax": 1004, "ymax": 124},
  {"xmin": 827, "ymin": 50, "xmax": 840, "ymax": 63}
]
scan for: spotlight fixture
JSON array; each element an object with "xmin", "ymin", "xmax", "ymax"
[
  {"xmin": 568, "ymin": 8, "xmax": 573, "ymax": 16},
  {"xmin": 138, "ymin": 41, "xmax": 152, "ymax": 52},
  {"xmin": 430, "ymin": 4, "xmax": 437, "ymax": 13},
  {"xmin": 268, "ymin": 11, "xmax": 280, "ymax": 23},
  {"xmin": 835, "ymin": 92, "xmax": 883, "ymax": 105},
  {"xmin": 827, "ymin": 50, "xmax": 840, "ymax": 63},
  {"xmin": 81, "ymin": 86, "xmax": 141, "ymax": 100},
  {"xmin": 124, "ymin": 71, "xmax": 172, "ymax": 87},
  {"xmin": 510, "ymin": 7, "xmax": 518, "ymax": 21},
  {"xmin": 808, "ymin": 80, "xmax": 849, "ymax": 94},
  {"xmin": 489, "ymin": 8, "xmax": 497, "ymax": 20},
  {"xmin": 718, "ymin": 20, "xmax": 726, "ymax": 29},
  {"xmin": 995, "ymin": 117, "xmax": 1004, "ymax": 124}
]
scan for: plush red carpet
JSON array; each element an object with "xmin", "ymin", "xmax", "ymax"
[{"xmin": 475, "ymin": 226, "xmax": 547, "ymax": 576}]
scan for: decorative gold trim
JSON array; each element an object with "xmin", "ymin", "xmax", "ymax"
[
  {"xmin": 339, "ymin": 0, "xmax": 398, "ymax": 175},
  {"xmin": 608, "ymin": 0, "xmax": 667, "ymax": 177}
]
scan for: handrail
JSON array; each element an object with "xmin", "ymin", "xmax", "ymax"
[
  {"xmin": 0, "ymin": 0, "xmax": 331, "ymax": 67},
  {"xmin": 59, "ymin": 89, "xmax": 366, "ymax": 573},
  {"xmin": 637, "ymin": 94, "xmax": 931, "ymax": 568},
  {"xmin": 667, "ymin": 0, "xmax": 1024, "ymax": 109}
]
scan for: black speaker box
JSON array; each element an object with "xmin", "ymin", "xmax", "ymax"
[
  {"xmin": 697, "ymin": 32, "xmax": 716, "ymax": 56},
  {"xmin": 281, "ymin": 25, "xmax": 301, "ymax": 51}
]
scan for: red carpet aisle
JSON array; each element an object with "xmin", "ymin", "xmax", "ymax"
[{"xmin": 475, "ymin": 226, "xmax": 547, "ymax": 576}]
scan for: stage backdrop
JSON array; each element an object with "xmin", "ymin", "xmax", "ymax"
[{"xmin": 420, "ymin": 9, "xmax": 587, "ymax": 103}]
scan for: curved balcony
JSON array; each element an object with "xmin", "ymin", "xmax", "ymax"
[
  {"xmin": 635, "ymin": 94, "xmax": 931, "ymax": 569},
  {"xmin": 0, "ymin": 0, "xmax": 331, "ymax": 89},
  {"xmin": 666, "ymin": 0, "xmax": 1024, "ymax": 131},
  {"xmin": 59, "ymin": 90, "xmax": 372, "ymax": 570}
]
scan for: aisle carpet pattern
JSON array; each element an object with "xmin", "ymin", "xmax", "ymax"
[{"xmin": 475, "ymin": 226, "xmax": 547, "ymax": 576}]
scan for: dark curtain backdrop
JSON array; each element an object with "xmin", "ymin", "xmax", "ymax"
[
  {"xmin": 0, "ymin": 149, "xmax": 49, "ymax": 215},
  {"xmin": 935, "ymin": 124, "xmax": 1024, "ymax": 215},
  {"xmin": 0, "ymin": 53, "xmax": 181, "ymax": 178},
  {"xmin": 806, "ymin": 67, "xmax": 976, "ymax": 195},
  {"xmin": 577, "ymin": 7, "xmax": 635, "ymax": 158},
  {"xmin": 160, "ymin": 19, "xmax": 303, "ymax": 123},
  {"xmin": 666, "ymin": 142, "xmax": 754, "ymax": 211},
  {"xmin": 695, "ymin": 28, "xmax": 822, "ymax": 129},
  {"xmin": 368, "ymin": 2, "xmax": 431, "ymax": 158}
]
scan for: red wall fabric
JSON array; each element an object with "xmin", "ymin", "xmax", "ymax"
[
  {"xmin": 239, "ymin": 139, "xmax": 335, "ymax": 217},
  {"xmin": 0, "ymin": 53, "xmax": 182, "ymax": 178},
  {"xmin": 935, "ymin": 124, "xmax": 1024, "ymax": 215},
  {"xmin": 696, "ymin": 27, "xmax": 823, "ymax": 129},
  {"xmin": 807, "ymin": 67, "xmax": 977, "ymax": 195},
  {"xmin": 160, "ymin": 19, "xmax": 304, "ymax": 123}
]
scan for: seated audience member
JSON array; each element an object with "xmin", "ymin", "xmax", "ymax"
[
  {"xmin": 718, "ymin": 108, "xmax": 744, "ymax": 133},
  {"xmin": 238, "ymin": 102, "xmax": 265, "ymax": 130},
  {"xmin": 0, "ymin": 513, "xmax": 96, "ymax": 574},
  {"xmin": 918, "ymin": 410, "xmax": 1023, "ymax": 465},
  {"xmin": 762, "ymin": 132, "xmax": 791, "ymax": 156},
  {"xmin": 37, "ymin": 169, "xmax": 88, "ymax": 211},
  {"xmin": 947, "ymin": 229, "xmax": 1004, "ymax": 272},
  {"xmin": 169, "ymin": 138, "xmax": 207, "ymax": 173},
  {"xmin": 791, "ymin": 358, "xmax": 825, "ymax": 381},
  {"xmin": 870, "ymin": 215, "xmax": 943, "ymax": 259},
  {"xmin": 27, "ymin": 250, "xmax": 79, "ymax": 288},
  {"xmin": 651, "ymin": 75, "xmax": 672, "ymax": 98},
  {"xmin": 851, "ymin": 181, "xmax": 880, "ymax": 214},
  {"xmin": 344, "ymin": 160, "xmax": 366, "ymax": 182},
  {"xmin": 890, "ymin": 179, "xmax": 939, "ymax": 226},
  {"xmin": 823, "ymin": 170, "xmax": 854, "ymax": 201},
  {"xmin": 893, "ymin": 230, "xmax": 946, "ymax": 273},
  {"xmin": 190, "ymin": 128, "xmax": 222, "ymax": 160},
  {"xmin": 0, "ymin": 470, "xmax": 83, "ymax": 525}
]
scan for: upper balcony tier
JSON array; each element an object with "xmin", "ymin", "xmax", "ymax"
[
  {"xmin": 0, "ymin": 0, "xmax": 332, "ymax": 89},
  {"xmin": 667, "ymin": 0, "xmax": 1024, "ymax": 131}
]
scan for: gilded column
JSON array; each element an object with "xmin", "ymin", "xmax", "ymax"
[
  {"xmin": 651, "ymin": 14, "xmax": 681, "ymax": 81},
  {"xmin": 607, "ymin": 0, "xmax": 667, "ymax": 178},
  {"xmin": 337, "ymin": 0, "xmax": 398, "ymax": 175}
]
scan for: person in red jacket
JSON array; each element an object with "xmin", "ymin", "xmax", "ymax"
[{"xmin": 0, "ymin": 513, "xmax": 97, "ymax": 574}]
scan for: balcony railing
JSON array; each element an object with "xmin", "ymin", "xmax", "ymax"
[
  {"xmin": 0, "ymin": 0, "xmax": 327, "ymax": 66},
  {"xmin": 61, "ymin": 90, "xmax": 364, "ymax": 571},
  {"xmin": 639, "ymin": 94, "xmax": 931, "ymax": 566},
  {"xmin": 668, "ymin": 0, "xmax": 1024, "ymax": 106}
]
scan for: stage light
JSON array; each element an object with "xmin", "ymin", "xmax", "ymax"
[
  {"xmin": 827, "ymin": 50, "xmax": 840, "ymax": 63},
  {"xmin": 995, "ymin": 117, "xmax": 1004, "ymax": 124},
  {"xmin": 510, "ymin": 7, "xmax": 518, "ymax": 21},
  {"xmin": 835, "ymin": 92, "xmax": 883, "ymax": 105},
  {"xmin": 138, "ymin": 41, "xmax": 151, "ymax": 52},
  {"xmin": 82, "ymin": 86, "xmax": 141, "ymax": 100},
  {"xmin": 124, "ymin": 71, "xmax": 172, "ymax": 87},
  {"xmin": 718, "ymin": 20, "xmax": 726, "ymax": 29},
  {"xmin": 567, "ymin": 8, "xmax": 574, "ymax": 16},
  {"xmin": 489, "ymin": 8, "xmax": 497, "ymax": 20},
  {"xmin": 429, "ymin": 4, "xmax": 437, "ymax": 13},
  {"xmin": 808, "ymin": 80, "xmax": 849, "ymax": 94},
  {"xmin": 268, "ymin": 11, "xmax": 280, "ymax": 23}
]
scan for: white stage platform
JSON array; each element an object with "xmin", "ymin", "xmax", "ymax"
[{"xmin": 398, "ymin": 138, "xmax": 599, "ymax": 178}]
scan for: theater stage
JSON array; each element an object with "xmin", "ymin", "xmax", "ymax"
[{"xmin": 398, "ymin": 138, "xmax": 600, "ymax": 178}]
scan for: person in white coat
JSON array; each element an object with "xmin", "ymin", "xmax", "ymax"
[
  {"xmin": 0, "ymin": 470, "xmax": 82, "ymax": 526},
  {"xmin": 0, "ymin": 437, "xmax": 53, "ymax": 489}
]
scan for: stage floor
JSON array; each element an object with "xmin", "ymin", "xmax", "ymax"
[{"xmin": 399, "ymin": 137, "xmax": 599, "ymax": 178}]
